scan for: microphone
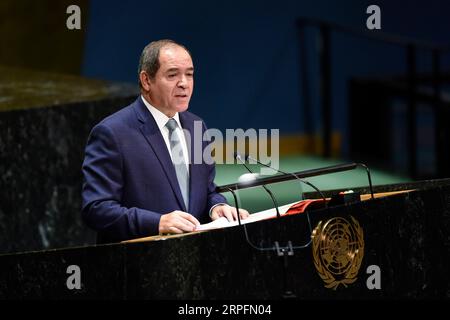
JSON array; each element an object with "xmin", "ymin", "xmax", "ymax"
[
  {"xmin": 244, "ymin": 154, "xmax": 329, "ymax": 249},
  {"xmin": 244, "ymin": 154, "xmax": 328, "ymax": 207},
  {"xmin": 234, "ymin": 152, "xmax": 281, "ymax": 218}
]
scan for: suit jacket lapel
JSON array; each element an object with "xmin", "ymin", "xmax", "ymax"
[{"xmin": 134, "ymin": 98, "xmax": 187, "ymax": 211}]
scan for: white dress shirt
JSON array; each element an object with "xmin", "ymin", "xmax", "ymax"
[
  {"xmin": 141, "ymin": 96, "xmax": 190, "ymax": 173},
  {"xmin": 141, "ymin": 96, "xmax": 227, "ymax": 216}
]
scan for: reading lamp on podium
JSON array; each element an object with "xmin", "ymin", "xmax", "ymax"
[
  {"xmin": 243, "ymin": 155, "xmax": 375, "ymax": 201},
  {"xmin": 219, "ymin": 155, "xmax": 375, "ymax": 256}
]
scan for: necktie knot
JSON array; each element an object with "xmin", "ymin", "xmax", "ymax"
[{"xmin": 166, "ymin": 118, "xmax": 178, "ymax": 133}]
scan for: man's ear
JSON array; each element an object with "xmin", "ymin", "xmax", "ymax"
[{"xmin": 139, "ymin": 71, "xmax": 152, "ymax": 91}]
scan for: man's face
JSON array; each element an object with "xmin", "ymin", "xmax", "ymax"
[{"xmin": 147, "ymin": 45, "xmax": 194, "ymax": 117}]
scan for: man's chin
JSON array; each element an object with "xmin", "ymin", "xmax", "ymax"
[{"xmin": 176, "ymin": 104, "xmax": 189, "ymax": 113}]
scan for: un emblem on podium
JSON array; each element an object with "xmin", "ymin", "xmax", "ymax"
[{"xmin": 312, "ymin": 216, "xmax": 364, "ymax": 290}]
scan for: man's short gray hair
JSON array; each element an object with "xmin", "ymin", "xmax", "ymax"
[{"xmin": 138, "ymin": 39, "xmax": 191, "ymax": 86}]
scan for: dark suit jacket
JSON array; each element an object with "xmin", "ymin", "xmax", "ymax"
[{"xmin": 81, "ymin": 97, "xmax": 227, "ymax": 243}]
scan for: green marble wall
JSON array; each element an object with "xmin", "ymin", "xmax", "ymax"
[{"xmin": 0, "ymin": 67, "xmax": 138, "ymax": 254}]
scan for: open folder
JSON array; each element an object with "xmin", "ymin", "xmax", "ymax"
[{"xmin": 196, "ymin": 199, "xmax": 325, "ymax": 232}]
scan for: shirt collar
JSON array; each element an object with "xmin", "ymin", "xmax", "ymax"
[{"xmin": 141, "ymin": 95, "xmax": 182, "ymax": 130}]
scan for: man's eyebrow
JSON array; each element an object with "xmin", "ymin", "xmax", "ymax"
[{"xmin": 166, "ymin": 67, "xmax": 194, "ymax": 73}]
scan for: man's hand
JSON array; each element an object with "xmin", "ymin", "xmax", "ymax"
[
  {"xmin": 159, "ymin": 210, "xmax": 200, "ymax": 234},
  {"xmin": 210, "ymin": 204, "xmax": 250, "ymax": 222}
]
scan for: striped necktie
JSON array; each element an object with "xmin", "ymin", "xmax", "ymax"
[{"xmin": 165, "ymin": 118, "xmax": 189, "ymax": 210}]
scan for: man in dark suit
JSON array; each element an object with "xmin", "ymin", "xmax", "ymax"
[{"xmin": 82, "ymin": 39, "xmax": 249, "ymax": 243}]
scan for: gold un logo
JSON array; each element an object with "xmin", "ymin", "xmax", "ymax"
[{"xmin": 312, "ymin": 216, "xmax": 364, "ymax": 290}]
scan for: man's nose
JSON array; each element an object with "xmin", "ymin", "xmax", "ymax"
[{"xmin": 177, "ymin": 75, "xmax": 188, "ymax": 88}]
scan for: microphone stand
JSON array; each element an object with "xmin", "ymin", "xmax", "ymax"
[
  {"xmin": 244, "ymin": 156, "xmax": 330, "ymax": 299},
  {"xmin": 235, "ymin": 154, "xmax": 281, "ymax": 218},
  {"xmin": 226, "ymin": 176, "xmax": 294, "ymax": 299},
  {"xmin": 246, "ymin": 155, "xmax": 329, "ymax": 249},
  {"xmin": 225, "ymin": 187, "xmax": 241, "ymax": 226},
  {"xmin": 246, "ymin": 155, "xmax": 328, "ymax": 207},
  {"xmin": 219, "ymin": 157, "xmax": 375, "ymax": 298}
]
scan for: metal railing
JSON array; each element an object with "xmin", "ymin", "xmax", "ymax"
[{"xmin": 297, "ymin": 17, "xmax": 450, "ymax": 178}]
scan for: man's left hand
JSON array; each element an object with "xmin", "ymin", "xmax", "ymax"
[{"xmin": 210, "ymin": 204, "xmax": 250, "ymax": 222}]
